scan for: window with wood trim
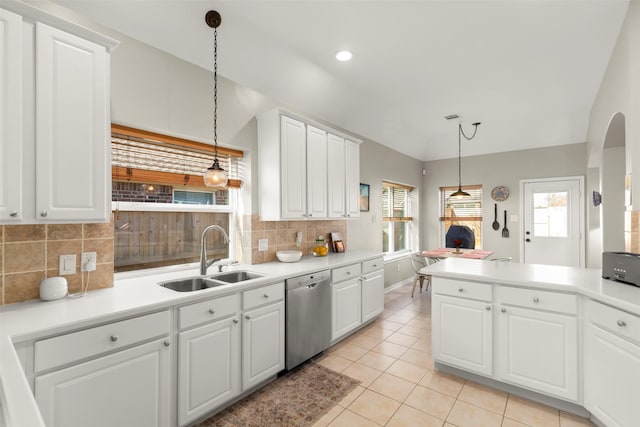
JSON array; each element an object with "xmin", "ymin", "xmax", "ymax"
[
  {"xmin": 439, "ymin": 185, "xmax": 483, "ymax": 248},
  {"xmin": 111, "ymin": 125, "xmax": 244, "ymax": 272},
  {"xmin": 382, "ymin": 181, "xmax": 414, "ymax": 254}
]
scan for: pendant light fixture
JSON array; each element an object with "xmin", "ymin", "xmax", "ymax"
[
  {"xmin": 203, "ymin": 10, "xmax": 228, "ymax": 189},
  {"xmin": 448, "ymin": 116, "xmax": 481, "ymax": 198}
]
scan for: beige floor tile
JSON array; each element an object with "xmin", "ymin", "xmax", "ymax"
[
  {"xmin": 357, "ymin": 351, "xmax": 396, "ymax": 371},
  {"xmin": 559, "ymin": 411, "xmax": 597, "ymax": 427},
  {"xmin": 405, "ymin": 385, "xmax": 455, "ymax": 420},
  {"xmin": 386, "ymin": 404, "xmax": 444, "ymax": 427},
  {"xmin": 397, "ymin": 324, "xmax": 429, "ymax": 338},
  {"xmin": 331, "ymin": 343, "xmax": 370, "ymax": 361},
  {"xmin": 313, "ymin": 405, "xmax": 344, "ymax": 427},
  {"xmin": 504, "ymin": 396, "xmax": 560, "ymax": 427},
  {"xmin": 411, "ymin": 337, "xmax": 432, "ymax": 353},
  {"xmin": 348, "ymin": 334, "xmax": 383, "ymax": 350},
  {"xmin": 338, "ymin": 385, "xmax": 366, "ymax": 408},
  {"xmin": 348, "ymin": 389, "xmax": 402, "ymax": 425},
  {"xmin": 400, "ymin": 347, "xmax": 432, "ymax": 369},
  {"xmin": 359, "ymin": 325, "xmax": 395, "ymax": 340},
  {"xmin": 342, "ymin": 362, "xmax": 383, "ymax": 387},
  {"xmin": 368, "ymin": 372, "xmax": 416, "ymax": 402},
  {"xmin": 371, "ymin": 341, "xmax": 409, "ymax": 358},
  {"xmin": 386, "ymin": 332, "xmax": 419, "ymax": 347},
  {"xmin": 374, "ymin": 318, "xmax": 405, "ymax": 331},
  {"xmin": 457, "ymin": 381, "xmax": 508, "ymax": 415},
  {"xmin": 327, "ymin": 409, "xmax": 379, "ymax": 427},
  {"xmin": 386, "ymin": 359, "xmax": 429, "ymax": 383},
  {"xmin": 446, "ymin": 400, "xmax": 503, "ymax": 427},
  {"xmin": 407, "ymin": 317, "xmax": 430, "ymax": 329},
  {"xmin": 386, "ymin": 311, "xmax": 416, "ymax": 324},
  {"xmin": 316, "ymin": 354, "xmax": 353, "ymax": 373},
  {"xmin": 419, "ymin": 369, "xmax": 465, "ymax": 398},
  {"xmin": 501, "ymin": 417, "xmax": 530, "ymax": 427}
]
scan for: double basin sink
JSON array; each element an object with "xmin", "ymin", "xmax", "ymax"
[{"xmin": 159, "ymin": 271, "xmax": 265, "ymax": 292}]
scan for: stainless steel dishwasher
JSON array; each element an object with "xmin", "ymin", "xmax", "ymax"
[{"xmin": 285, "ymin": 270, "xmax": 332, "ymax": 370}]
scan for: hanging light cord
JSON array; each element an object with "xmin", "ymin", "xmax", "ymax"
[
  {"xmin": 213, "ymin": 24, "xmax": 219, "ymax": 161},
  {"xmin": 456, "ymin": 122, "xmax": 481, "ymax": 191}
]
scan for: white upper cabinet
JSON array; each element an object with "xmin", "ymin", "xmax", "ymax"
[
  {"xmin": 0, "ymin": 5, "xmax": 117, "ymax": 224},
  {"xmin": 257, "ymin": 108, "xmax": 360, "ymax": 221},
  {"xmin": 0, "ymin": 9, "xmax": 22, "ymax": 222}
]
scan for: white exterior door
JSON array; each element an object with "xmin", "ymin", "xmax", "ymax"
[
  {"xmin": 0, "ymin": 9, "xmax": 22, "ymax": 221},
  {"xmin": 521, "ymin": 177, "xmax": 584, "ymax": 267}
]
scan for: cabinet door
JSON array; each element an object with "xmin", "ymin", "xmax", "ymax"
[
  {"xmin": 35, "ymin": 338, "xmax": 171, "ymax": 427},
  {"xmin": 497, "ymin": 305, "xmax": 578, "ymax": 401},
  {"xmin": 327, "ymin": 134, "xmax": 346, "ymax": 218},
  {"xmin": 242, "ymin": 301, "xmax": 285, "ymax": 390},
  {"xmin": 178, "ymin": 316, "xmax": 241, "ymax": 426},
  {"xmin": 432, "ymin": 294, "xmax": 493, "ymax": 376},
  {"xmin": 345, "ymin": 140, "xmax": 360, "ymax": 218},
  {"xmin": 0, "ymin": 9, "xmax": 22, "ymax": 221},
  {"xmin": 585, "ymin": 323, "xmax": 640, "ymax": 427},
  {"xmin": 332, "ymin": 278, "xmax": 362, "ymax": 340},
  {"xmin": 306, "ymin": 125, "xmax": 328, "ymax": 218},
  {"xmin": 35, "ymin": 23, "xmax": 110, "ymax": 222},
  {"xmin": 362, "ymin": 271, "xmax": 384, "ymax": 323},
  {"xmin": 280, "ymin": 116, "xmax": 307, "ymax": 219}
]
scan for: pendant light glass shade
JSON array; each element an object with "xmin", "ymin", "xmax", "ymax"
[
  {"xmin": 451, "ymin": 186, "xmax": 471, "ymax": 198},
  {"xmin": 204, "ymin": 10, "xmax": 228, "ymax": 189}
]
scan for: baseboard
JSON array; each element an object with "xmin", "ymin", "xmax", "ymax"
[{"xmin": 384, "ymin": 277, "xmax": 413, "ymax": 293}]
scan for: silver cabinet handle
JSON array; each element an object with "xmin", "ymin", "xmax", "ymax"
[
  {"xmin": 308, "ymin": 213, "xmax": 313, "ymax": 217},
  {"xmin": 245, "ymin": 315, "xmax": 251, "ymax": 320},
  {"xmin": 40, "ymin": 210, "xmax": 48, "ymax": 217},
  {"xmin": 163, "ymin": 341, "xmax": 171, "ymax": 347},
  {"xmin": 617, "ymin": 320, "xmax": 627, "ymax": 327},
  {"xmin": 458, "ymin": 288, "xmax": 464, "ymax": 292},
  {"xmin": 10, "ymin": 211, "xmax": 18, "ymax": 217},
  {"xmin": 208, "ymin": 308, "xmax": 215, "ymax": 315},
  {"xmin": 485, "ymin": 305, "xmax": 491, "ymax": 311},
  {"xmin": 501, "ymin": 308, "xmax": 506, "ymax": 313},
  {"xmin": 533, "ymin": 297, "xmax": 539, "ymax": 303},
  {"xmin": 263, "ymin": 294, "xmax": 269, "ymax": 298},
  {"xmin": 110, "ymin": 335, "xmax": 118, "ymax": 342},
  {"xmin": 233, "ymin": 319, "xmax": 239, "ymax": 324}
]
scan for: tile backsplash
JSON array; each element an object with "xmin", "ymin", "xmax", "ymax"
[
  {"xmin": 0, "ymin": 217, "xmax": 114, "ymax": 305},
  {"xmin": 244, "ymin": 214, "xmax": 347, "ymax": 264}
]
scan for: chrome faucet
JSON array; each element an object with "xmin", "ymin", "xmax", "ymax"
[{"xmin": 200, "ymin": 225, "xmax": 230, "ymax": 275}]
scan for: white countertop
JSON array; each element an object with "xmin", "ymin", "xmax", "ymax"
[
  {"xmin": 0, "ymin": 250, "xmax": 382, "ymax": 427},
  {"xmin": 424, "ymin": 258, "xmax": 640, "ymax": 316}
]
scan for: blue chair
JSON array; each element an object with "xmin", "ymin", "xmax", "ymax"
[{"xmin": 445, "ymin": 225, "xmax": 475, "ymax": 249}]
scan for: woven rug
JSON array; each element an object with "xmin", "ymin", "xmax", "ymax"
[{"xmin": 197, "ymin": 362, "xmax": 360, "ymax": 427}]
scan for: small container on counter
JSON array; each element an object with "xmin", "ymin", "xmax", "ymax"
[
  {"xmin": 312, "ymin": 235, "xmax": 329, "ymax": 257},
  {"xmin": 40, "ymin": 277, "xmax": 68, "ymax": 301}
]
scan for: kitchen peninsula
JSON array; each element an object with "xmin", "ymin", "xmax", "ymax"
[{"xmin": 424, "ymin": 258, "xmax": 640, "ymax": 427}]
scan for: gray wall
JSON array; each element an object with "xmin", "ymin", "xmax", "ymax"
[{"xmin": 421, "ymin": 143, "xmax": 587, "ymax": 262}]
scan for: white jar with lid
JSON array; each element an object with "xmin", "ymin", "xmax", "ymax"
[{"xmin": 40, "ymin": 277, "xmax": 68, "ymax": 301}]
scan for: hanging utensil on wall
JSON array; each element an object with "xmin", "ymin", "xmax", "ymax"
[
  {"xmin": 502, "ymin": 210, "xmax": 509, "ymax": 238},
  {"xmin": 492, "ymin": 204, "xmax": 500, "ymax": 230}
]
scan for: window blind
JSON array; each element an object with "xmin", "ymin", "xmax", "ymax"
[
  {"xmin": 383, "ymin": 181, "xmax": 413, "ymax": 221},
  {"xmin": 439, "ymin": 185, "xmax": 482, "ymax": 221}
]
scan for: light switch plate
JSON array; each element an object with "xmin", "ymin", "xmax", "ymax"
[
  {"xmin": 258, "ymin": 239, "xmax": 268, "ymax": 251},
  {"xmin": 59, "ymin": 254, "xmax": 76, "ymax": 275}
]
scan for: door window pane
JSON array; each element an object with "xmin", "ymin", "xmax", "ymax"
[{"xmin": 533, "ymin": 191, "xmax": 568, "ymax": 237}]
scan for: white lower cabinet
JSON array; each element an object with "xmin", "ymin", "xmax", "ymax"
[
  {"xmin": 361, "ymin": 270, "xmax": 384, "ymax": 323},
  {"xmin": 332, "ymin": 278, "xmax": 362, "ymax": 341},
  {"xmin": 432, "ymin": 292, "xmax": 493, "ymax": 376},
  {"xmin": 34, "ymin": 311, "xmax": 172, "ymax": 427},
  {"xmin": 585, "ymin": 300, "xmax": 640, "ymax": 427}
]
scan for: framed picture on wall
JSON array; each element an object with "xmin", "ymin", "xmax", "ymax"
[{"xmin": 360, "ymin": 183, "xmax": 370, "ymax": 212}]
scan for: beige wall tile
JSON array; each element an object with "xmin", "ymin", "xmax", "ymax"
[
  {"xmin": 84, "ymin": 217, "xmax": 114, "ymax": 239},
  {"xmin": 47, "ymin": 241, "xmax": 82, "ymax": 271},
  {"xmin": 5, "ymin": 242, "xmax": 45, "ymax": 273},
  {"xmin": 84, "ymin": 239, "xmax": 114, "ymax": 263},
  {"xmin": 48, "ymin": 224, "xmax": 83, "ymax": 240},
  {"xmin": 4, "ymin": 271, "xmax": 46, "ymax": 304},
  {"xmin": 5, "ymin": 225, "xmax": 46, "ymax": 242}
]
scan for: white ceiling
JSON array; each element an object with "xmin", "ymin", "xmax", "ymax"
[{"xmin": 55, "ymin": 0, "xmax": 629, "ymax": 161}]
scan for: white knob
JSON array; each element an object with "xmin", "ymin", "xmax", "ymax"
[
  {"xmin": 617, "ymin": 320, "xmax": 627, "ymax": 327},
  {"xmin": 208, "ymin": 308, "xmax": 215, "ymax": 315},
  {"xmin": 110, "ymin": 335, "xmax": 118, "ymax": 342},
  {"xmin": 533, "ymin": 297, "xmax": 539, "ymax": 303}
]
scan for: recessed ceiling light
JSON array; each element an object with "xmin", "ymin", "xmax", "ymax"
[{"xmin": 335, "ymin": 50, "xmax": 353, "ymax": 62}]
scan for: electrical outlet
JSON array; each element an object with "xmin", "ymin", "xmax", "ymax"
[
  {"xmin": 59, "ymin": 254, "xmax": 76, "ymax": 275},
  {"xmin": 258, "ymin": 239, "xmax": 268, "ymax": 251},
  {"xmin": 81, "ymin": 252, "xmax": 97, "ymax": 272}
]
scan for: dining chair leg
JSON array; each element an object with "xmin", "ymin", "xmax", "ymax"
[
  {"xmin": 411, "ymin": 274, "xmax": 419, "ymax": 298},
  {"xmin": 418, "ymin": 275, "xmax": 425, "ymax": 293}
]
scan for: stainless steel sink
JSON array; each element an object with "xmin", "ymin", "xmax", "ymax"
[
  {"xmin": 159, "ymin": 277, "xmax": 224, "ymax": 292},
  {"xmin": 206, "ymin": 271, "xmax": 265, "ymax": 283},
  {"xmin": 159, "ymin": 271, "xmax": 265, "ymax": 292}
]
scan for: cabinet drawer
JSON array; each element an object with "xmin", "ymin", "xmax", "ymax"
[
  {"xmin": 332, "ymin": 263, "xmax": 362, "ymax": 284},
  {"xmin": 35, "ymin": 310, "xmax": 170, "ymax": 372},
  {"xmin": 362, "ymin": 258, "xmax": 384, "ymax": 275},
  {"xmin": 243, "ymin": 282, "xmax": 284, "ymax": 310},
  {"xmin": 433, "ymin": 278, "xmax": 492, "ymax": 302},
  {"xmin": 179, "ymin": 293, "xmax": 241, "ymax": 330},
  {"xmin": 587, "ymin": 300, "xmax": 640, "ymax": 345},
  {"xmin": 497, "ymin": 286, "xmax": 577, "ymax": 315}
]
